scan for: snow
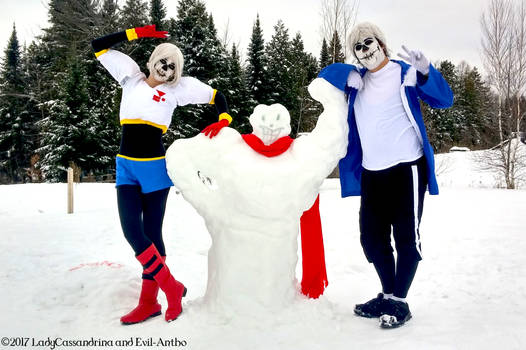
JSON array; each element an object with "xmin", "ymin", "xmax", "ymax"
[
  {"xmin": 1, "ymin": 157, "xmax": 525, "ymax": 349},
  {"xmin": 435, "ymin": 141, "xmax": 526, "ymax": 189}
]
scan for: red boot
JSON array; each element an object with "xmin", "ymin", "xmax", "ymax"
[
  {"xmin": 137, "ymin": 244, "xmax": 187, "ymax": 322},
  {"xmin": 120, "ymin": 278, "xmax": 161, "ymax": 325}
]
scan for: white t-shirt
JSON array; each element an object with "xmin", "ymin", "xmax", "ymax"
[
  {"xmin": 354, "ymin": 61, "xmax": 423, "ymax": 170},
  {"xmin": 98, "ymin": 49, "xmax": 214, "ymax": 133}
]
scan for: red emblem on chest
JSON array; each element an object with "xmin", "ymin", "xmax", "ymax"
[{"xmin": 153, "ymin": 90, "xmax": 166, "ymax": 102}]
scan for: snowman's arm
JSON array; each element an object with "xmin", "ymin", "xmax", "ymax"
[
  {"xmin": 165, "ymin": 128, "xmax": 241, "ymax": 217},
  {"xmin": 291, "ymin": 78, "xmax": 349, "ymax": 174}
]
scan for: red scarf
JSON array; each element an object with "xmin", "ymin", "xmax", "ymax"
[{"xmin": 242, "ymin": 133, "xmax": 328, "ymax": 298}]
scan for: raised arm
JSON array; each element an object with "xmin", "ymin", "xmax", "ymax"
[
  {"xmin": 397, "ymin": 45, "xmax": 453, "ymax": 109},
  {"xmin": 91, "ymin": 25, "xmax": 168, "ymax": 86},
  {"xmin": 291, "ymin": 77, "xmax": 349, "ymax": 179},
  {"xmin": 91, "ymin": 25, "xmax": 168, "ymax": 56}
]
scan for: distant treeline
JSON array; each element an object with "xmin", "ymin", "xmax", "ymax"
[{"xmin": 0, "ymin": 0, "xmax": 511, "ymax": 183}]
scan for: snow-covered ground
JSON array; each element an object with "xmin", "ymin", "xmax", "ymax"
[{"xmin": 1, "ymin": 150, "xmax": 525, "ymax": 349}]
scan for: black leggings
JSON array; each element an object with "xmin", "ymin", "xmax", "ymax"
[{"xmin": 117, "ymin": 185, "xmax": 170, "ymax": 258}]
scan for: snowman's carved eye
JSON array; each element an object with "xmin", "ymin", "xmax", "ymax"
[
  {"xmin": 262, "ymin": 115, "xmax": 266, "ymax": 121},
  {"xmin": 197, "ymin": 170, "xmax": 217, "ymax": 190},
  {"xmin": 276, "ymin": 114, "xmax": 280, "ymax": 121}
]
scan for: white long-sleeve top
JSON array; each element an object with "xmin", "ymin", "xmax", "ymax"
[
  {"xmin": 354, "ymin": 61, "xmax": 423, "ymax": 170},
  {"xmin": 97, "ymin": 49, "xmax": 214, "ymax": 133}
]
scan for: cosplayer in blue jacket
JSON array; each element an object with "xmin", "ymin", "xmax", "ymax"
[{"xmin": 319, "ymin": 22, "xmax": 453, "ymax": 329}]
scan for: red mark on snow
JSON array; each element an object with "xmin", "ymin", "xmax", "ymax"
[
  {"xmin": 153, "ymin": 90, "xmax": 166, "ymax": 102},
  {"xmin": 69, "ymin": 261, "xmax": 123, "ymax": 271}
]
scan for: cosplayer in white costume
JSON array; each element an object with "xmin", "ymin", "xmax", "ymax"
[
  {"xmin": 92, "ymin": 25, "xmax": 232, "ymax": 325},
  {"xmin": 165, "ymin": 78, "xmax": 348, "ymax": 314}
]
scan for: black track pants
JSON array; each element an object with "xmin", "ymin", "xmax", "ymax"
[{"xmin": 359, "ymin": 157, "xmax": 427, "ymax": 298}]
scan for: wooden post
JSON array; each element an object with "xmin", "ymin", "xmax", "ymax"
[{"xmin": 67, "ymin": 167, "xmax": 74, "ymax": 214}]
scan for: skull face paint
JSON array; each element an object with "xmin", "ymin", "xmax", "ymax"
[
  {"xmin": 354, "ymin": 36, "xmax": 386, "ymax": 71},
  {"xmin": 151, "ymin": 57, "xmax": 177, "ymax": 83},
  {"xmin": 249, "ymin": 104, "xmax": 292, "ymax": 145},
  {"xmin": 147, "ymin": 43, "xmax": 184, "ymax": 85}
]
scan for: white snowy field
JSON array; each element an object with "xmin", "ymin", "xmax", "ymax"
[{"xmin": 1, "ymin": 151, "xmax": 526, "ymax": 350}]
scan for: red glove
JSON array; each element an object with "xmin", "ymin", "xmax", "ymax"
[
  {"xmin": 134, "ymin": 25, "xmax": 169, "ymax": 39},
  {"xmin": 201, "ymin": 119, "xmax": 229, "ymax": 138}
]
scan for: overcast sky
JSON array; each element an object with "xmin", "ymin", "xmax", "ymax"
[{"xmin": 2, "ymin": 0, "xmax": 492, "ymax": 74}]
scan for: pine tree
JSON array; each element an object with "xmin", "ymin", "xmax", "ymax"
[
  {"xmin": 289, "ymin": 32, "xmax": 320, "ymax": 135},
  {"xmin": 119, "ymin": 0, "xmax": 151, "ymax": 70},
  {"xmin": 168, "ymin": 0, "xmax": 230, "ymax": 140},
  {"xmin": 422, "ymin": 60, "xmax": 463, "ymax": 152},
  {"xmin": 0, "ymin": 24, "xmax": 33, "ymax": 183},
  {"xmin": 43, "ymin": 0, "xmax": 100, "ymax": 57},
  {"xmin": 120, "ymin": 0, "xmax": 150, "ymax": 29},
  {"xmin": 457, "ymin": 66, "xmax": 497, "ymax": 149},
  {"xmin": 144, "ymin": 0, "xmax": 168, "ymax": 56},
  {"xmin": 19, "ymin": 43, "xmax": 44, "ymax": 182},
  {"xmin": 266, "ymin": 20, "xmax": 293, "ymax": 108},
  {"xmin": 150, "ymin": 0, "xmax": 166, "ymax": 28},
  {"xmin": 37, "ymin": 0, "xmax": 100, "ymax": 100},
  {"xmin": 225, "ymin": 44, "xmax": 252, "ymax": 134},
  {"xmin": 99, "ymin": 0, "xmax": 120, "ymax": 33},
  {"xmin": 37, "ymin": 55, "xmax": 96, "ymax": 181},
  {"xmin": 246, "ymin": 14, "xmax": 270, "ymax": 106},
  {"xmin": 328, "ymin": 30, "xmax": 345, "ymax": 63},
  {"xmin": 319, "ymin": 38, "xmax": 331, "ymax": 69}
]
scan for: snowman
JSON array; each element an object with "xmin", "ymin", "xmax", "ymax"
[{"xmin": 165, "ymin": 77, "xmax": 348, "ymax": 315}]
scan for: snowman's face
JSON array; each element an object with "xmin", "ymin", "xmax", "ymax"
[{"xmin": 249, "ymin": 104, "xmax": 292, "ymax": 145}]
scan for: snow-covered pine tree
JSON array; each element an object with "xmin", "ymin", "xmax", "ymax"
[
  {"xmin": 457, "ymin": 65, "xmax": 498, "ymax": 149},
  {"xmin": 422, "ymin": 60, "xmax": 463, "ymax": 152},
  {"xmin": 37, "ymin": 0, "xmax": 100, "ymax": 99},
  {"xmin": 327, "ymin": 30, "xmax": 345, "ymax": 63},
  {"xmin": 0, "ymin": 24, "xmax": 34, "ymax": 183},
  {"xmin": 226, "ymin": 44, "xmax": 252, "ymax": 134},
  {"xmin": 19, "ymin": 46, "xmax": 43, "ymax": 183},
  {"xmin": 119, "ymin": 0, "xmax": 150, "ymax": 70},
  {"xmin": 150, "ymin": 0, "xmax": 167, "ymax": 29},
  {"xmin": 246, "ymin": 14, "xmax": 271, "ymax": 106},
  {"xmin": 74, "ymin": 0, "xmax": 123, "ymax": 179},
  {"xmin": 205, "ymin": 14, "xmax": 230, "ymax": 93},
  {"xmin": 265, "ymin": 20, "xmax": 294, "ymax": 109},
  {"xmin": 100, "ymin": 0, "xmax": 121, "ymax": 33},
  {"xmin": 144, "ymin": 0, "xmax": 168, "ymax": 58},
  {"xmin": 119, "ymin": 0, "xmax": 149, "ymax": 29},
  {"xmin": 289, "ymin": 32, "xmax": 320, "ymax": 135},
  {"xmin": 319, "ymin": 38, "xmax": 331, "ymax": 70},
  {"xmin": 37, "ymin": 54, "xmax": 99, "ymax": 182},
  {"xmin": 28, "ymin": 0, "xmax": 119, "ymax": 182},
  {"xmin": 168, "ymin": 0, "xmax": 230, "ymax": 141}
]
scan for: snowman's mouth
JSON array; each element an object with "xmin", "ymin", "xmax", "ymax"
[{"xmin": 259, "ymin": 125, "xmax": 284, "ymax": 145}]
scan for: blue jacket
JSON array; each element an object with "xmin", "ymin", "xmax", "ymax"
[{"xmin": 318, "ymin": 60, "xmax": 453, "ymax": 197}]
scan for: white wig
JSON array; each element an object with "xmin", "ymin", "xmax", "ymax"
[
  {"xmin": 347, "ymin": 22, "xmax": 389, "ymax": 60},
  {"xmin": 147, "ymin": 43, "xmax": 184, "ymax": 85}
]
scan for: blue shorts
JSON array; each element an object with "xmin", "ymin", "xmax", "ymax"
[{"xmin": 116, "ymin": 155, "xmax": 173, "ymax": 193}]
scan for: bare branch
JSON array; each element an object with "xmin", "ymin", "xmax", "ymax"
[
  {"xmin": 479, "ymin": 0, "xmax": 526, "ymax": 189},
  {"xmin": 319, "ymin": 0, "xmax": 359, "ymax": 55}
]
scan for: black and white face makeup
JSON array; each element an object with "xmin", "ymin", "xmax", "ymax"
[
  {"xmin": 151, "ymin": 57, "xmax": 177, "ymax": 83},
  {"xmin": 354, "ymin": 36, "xmax": 386, "ymax": 70}
]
